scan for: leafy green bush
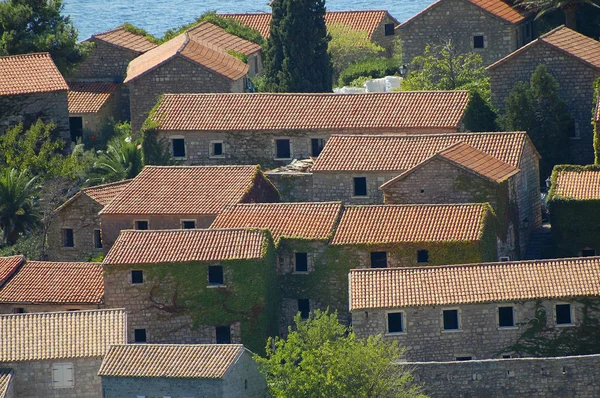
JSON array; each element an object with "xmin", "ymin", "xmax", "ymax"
[{"xmin": 338, "ymin": 57, "xmax": 400, "ymax": 86}]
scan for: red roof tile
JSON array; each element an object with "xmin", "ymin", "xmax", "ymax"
[
  {"xmin": 68, "ymin": 82, "xmax": 118, "ymax": 114},
  {"xmin": 54, "ymin": 180, "xmax": 132, "ymax": 214},
  {"xmin": 210, "ymin": 202, "xmax": 342, "ymax": 242},
  {"xmin": 552, "ymin": 169, "xmax": 600, "ymax": 200},
  {"xmin": 312, "ymin": 132, "xmax": 528, "ymax": 172},
  {"xmin": 349, "ymin": 256, "xmax": 600, "ymax": 310},
  {"xmin": 104, "ymin": 229, "xmax": 269, "ymax": 265},
  {"xmin": 0, "ymin": 370, "xmax": 12, "ymax": 397},
  {"xmin": 187, "ymin": 22, "xmax": 261, "ymax": 55},
  {"xmin": 0, "ymin": 256, "xmax": 25, "ymax": 287},
  {"xmin": 101, "ymin": 166, "xmax": 263, "ymax": 216},
  {"xmin": 92, "ymin": 26, "xmax": 157, "ymax": 53},
  {"xmin": 152, "ymin": 91, "xmax": 469, "ymax": 132},
  {"xmin": 0, "ymin": 53, "xmax": 68, "ymax": 96},
  {"xmin": 0, "ymin": 261, "xmax": 103, "ymax": 304},
  {"xmin": 331, "ymin": 204, "xmax": 490, "ymax": 245}
]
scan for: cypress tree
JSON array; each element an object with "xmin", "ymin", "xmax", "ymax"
[
  {"xmin": 463, "ymin": 91, "xmax": 498, "ymax": 132},
  {"xmin": 263, "ymin": 0, "xmax": 333, "ymax": 92}
]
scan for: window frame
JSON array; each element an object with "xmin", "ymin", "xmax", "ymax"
[
  {"xmin": 310, "ymin": 137, "xmax": 326, "ymax": 157},
  {"xmin": 208, "ymin": 265, "xmax": 225, "ymax": 287},
  {"xmin": 274, "ymin": 138, "xmax": 292, "ymax": 160},
  {"xmin": 384, "ymin": 23, "xmax": 395, "ymax": 36},
  {"xmin": 370, "ymin": 251, "xmax": 388, "ymax": 268},
  {"xmin": 473, "ymin": 34, "xmax": 485, "ymax": 49},
  {"xmin": 62, "ymin": 228, "xmax": 75, "ymax": 248},
  {"xmin": 298, "ymin": 298, "xmax": 310, "ymax": 319},
  {"xmin": 131, "ymin": 270, "xmax": 144, "ymax": 285},
  {"xmin": 180, "ymin": 219, "xmax": 196, "ymax": 229},
  {"xmin": 134, "ymin": 328, "xmax": 147, "ymax": 343},
  {"xmin": 209, "ymin": 140, "xmax": 224, "ymax": 158},
  {"xmin": 216, "ymin": 325, "xmax": 231, "ymax": 344},
  {"xmin": 442, "ymin": 308, "xmax": 461, "ymax": 332},
  {"xmin": 353, "ymin": 176, "xmax": 368, "ymax": 197},
  {"xmin": 555, "ymin": 303, "xmax": 574, "ymax": 327},
  {"xmin": 134, "ymin": 220, "xmax": 149, "ymax": 230},
  {"xmin": 417, "ymin": 249, "xmax": 429, "ymax": 264},
  {"xmin": 170, "ymin": 136, "xmax": 186, "ymax": 159},
  {"xmin": 386, "ymin": 311, "xmax": 406, "ymax": 335},
  {"xmin": 497, "ymin": 305, "xmax": 516, "ymax": 329},
  {"xmin": 52, "ymin": 362, "xmax": 74, "ymax": 389},
  {"xmin": 93, "ymin": 228, "xmax": 103, "ymax": 249},
  {"xmin": 294, "ymin": 252, "xmax": 309, "ymax": 273}
]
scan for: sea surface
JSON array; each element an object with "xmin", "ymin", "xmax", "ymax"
[{"xmin": 63, "ymin": 0, "xmax": 434, "ymax": 40}]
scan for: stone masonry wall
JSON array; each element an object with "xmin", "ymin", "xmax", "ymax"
[
  {"xmin": 1, "ymin": 357, "xmax": 102, "ymax": 398},
  {"xmin": 489, "ymin": 43, "xmax": 600, "ymax": 164},
  {"xmin": 128, "ymin": 56, "xmax": 245, "ymax": 133},
  {"xmin": 0, "ymin": 303, "xmax": 100, "ymax": 314},
  {"xmin": 71, "ymin": 86, "xmax": 122, "ymax": 142},
  {"xmin": 411, "ymin": 354, "xmax": 600, "ymax": 397},
  {"xmin": 265, "ymin": 172, "xmax": 313, "ymax": 202},
  {"xmin": 73, "ymin": 40, "xmax": 140, "ymax": 80},
  {"xmin": 222, "ymin": 351, "xmax": 268, "ymax": 398},
  {"xmin": 312, "ymin": 171, "xmax": 402, "ymax": 204},
  {"xmin": 397, "ymin": 0, "xmax": 522, "ymax": 66},
  {"xmin": 353, "ymin": 299, "xmax": 591, "ymax": 361},
  {"xmin": 370, "ymin": 14, "xmax": 401, "ymax": 55}
]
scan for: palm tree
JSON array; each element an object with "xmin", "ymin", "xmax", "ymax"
[
  {"xmin": 0, "ymin": 169, "xmax": 40, "ymax": 245},
  {"xmin": 92, "ymin": 136, "xmax": 144, "ymax": 183},
  {"xmin": 517, "ymin": 0, "xmax": 600, "ymax": 31}
]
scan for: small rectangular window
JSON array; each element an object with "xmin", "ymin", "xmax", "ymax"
[
  {"xmin": 353, "ymin": 177, "xmax": 367, "ymax": 197},
  {"xmin": 216, "ymin": 325, "xmax": 231, "ymax": 344},
  {"xmin": 12, "ymin": 308, "xmax": 24, "ymax": 313},
  {"xmin": 181, "ymin": 220, "xmax": 196, "ymax": 229},
  {"xmin": 456, "ymin": 356, "xmax": 473, "ymax": 361},
  {"xmin": 135, "ymin": 220, "xmax": 148, "ymax": 230},
  {"xmin": 62, "ymin": 228, "xmax": 74, "ymax": 247},
  {"xmin": 275, "ymin": 139, "xmax": 291, "ymax": 159},
  {"xmin": 581, "ymin": 248, "xmax": 596, "ymax": 257},
  {"xmin": 208, "ymin": 266, "xmax": 224, "ymax": 286},
  {"xmin": 311, "ymin": 138, "xmax": 325, "ymax": 157},
  {"xmin": 134, "ymin": 328, "xmax": 147, "ymax": 343},
  {"xmin": 384, "ymin": 23, "xmax": 395, "ymax": 36},
  {"xmin": 498, "ymin": 306, "xmax": 515, "ymax": 327},
  {"xmin": 556, "ymin": 304, "xmax": 572, "ymax": 325},
  {"xmin": 172, "ymin": 138, "xmax": 186, "ymax": 158},
  {"xmin": 387, "ymin": 312, "xmax": 404, "ymax": 333},
  {"xmin": 52, "ymin": 362, "xmax": 74, "ymax": 388},
  {"xmin": 131, "ymin": 270, "xmax": 144, "ymax": 284},
  {"xmin": 93, "ymin": 229, "xmax": 103, "ymax": 249},
  {"xmin": 443, "ymin": 309, "xmax": 460, "ymax": 330},
  {"xmin": 370, "ymin": 252, "xmax": 387, "ymax": 268},
  {"xmin": 473, "ymin": 35, "xmax": 484, "ymax": 48},
  {"xmin": 417, "ymin": 249, "xmax": 429, "ymax": 263},
  {"xmin": 295, "ymin": 252, "xmax": 308, "ymax": 272},
  {"xmin": 211, "ymin": 141, "xmax": 223, "ymax": 157},
  {"xmin": 298, "ymin": 299, "xmax": 310, "ymax": 319}
]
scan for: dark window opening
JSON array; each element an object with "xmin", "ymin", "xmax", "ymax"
[
  {"xmin": 473, "ymin": 35, "xmax": 484, "ymax": 48},
  {"xmin": 172, "ymin": 138, "xmax": 186, "ymax": 158},
  {"xmin": 275, "ymin": 139, "xmax": 291, "ymax": 159},
  {"xmin": 12, "ymin": 308, "xmax": 24, "ymax": 314},
  {"xmin": 353, "ymin": 177, "xmax": 367, "ymax": 196},
  {"xmin": 384, "ymin": 23, "xmax": 395, "ymax": 36},
  {"xmin": 216, "ymin": 325, "xmax": 231, "ymax": 344},
  {"xmin": 387, "ymin": 312, "xmax": 404, "ymax": 333},
  {"xmin": 370, "ymin": 251, "xmax": 387, "ymax": 268},
  {"xmin": 69, "ymin": 117, "xmax": 83, "ymax": 143},
  {"xmin": 498, "ymin": 306, "xmax": 514, "ymax": 327},
  {"xmin": 135, "ymin": 220, "xmax": 148, "ymax": 230},
  {"xmin": 212, "ymin": 142, "xmax": 223, "ymax": 157},
  {"xmin": 581, "ymin": 248, "xmax": 596, "ymax": 257},
  {"xmin": 417, "ymin": 249, "xmax": 429, "ymax": 263},
  {"xmin": 556, "ymin": 304, "xmax": 572, "ymax": 325},
  {"xmin": 208, "ymin": 266, "xmax": 224, "ymax": 286},
  {"xmin": 181, "ymin": 220, "xmax": 196, "ymax": 229},
  {"xmin": 295, "ymin": 252, "xmax": 308, "ymax": 272},
  {"xmin": 131, "ymin": 270, "xmax": 144, "ymax": 284},
  {"xmin": 456, "ymin": 356, "xmax": 473, "ymax": 361},
  {"xmin": 245, "ymin": 379, "xmax": 248, "ymax": 389},
  {"xmin": 311, "ymin": 138, "xmax": 325, "ymax": 157},
  {"xmin": 254, "ymin": 55, "xmax": 259, "ymax": 72},
  {"xmin": 298, "ymin": 299, "xmax": 310, "ymax": 319},
  {"xmin": 134, "ymin": 328, "xmax": 147, "ymax": 343},
  {"xmin": 93, "ymin": 229, "xmax": 103, "ymax": 249},
  {"xmin": 62, "ymin": 229, "xmax": 74, "ymax": 247},
  {"xmin": 443, "ymin": 309, "xmax": 459, "ymax": 330}
]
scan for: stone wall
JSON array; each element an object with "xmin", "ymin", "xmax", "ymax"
[
  {"xmin": 0, "ymin": 357, "xmax": 102, "ymax": 397},
  {"xmin": 411, "ymin": 354, "xmax": 600, "ymax": 397},
  {"xmin": 397, "ymin": 0, "xmax": 527, "ymax": 66},
  {"xmin": 371, "ymin": 14, "xmax": 401, "ymax": 55},
  {"xmin": 312, "ymin": 171, "xmax": 402, "ymax": 204},
  {"xmin": 265, "ymin": 172, "xmax": 313, "ymax": 202},
  {"xmin": 128, "ymin": 56, "xmax": 245, "ymax": 133},
  {"xmin": 247, "ymin": 52, "xmax": 263, "ymax": 77},
  {"xmin": 0, "ymin": 303, "xmax": 100, "ymax": 314},
  {"xmin": 353, "ymin": 298, "xmax": 591, "ymax": 361},
  {"xmin": 70, "ymin": 86, "xmax": 122, "ymax": 141},
  {"xmin": 73, "ymin": 40, "xmax": 140, "ymax": 80},
  {"xmin": 489, "ymin": 43, "xmax": 600, "ymax": 164}
]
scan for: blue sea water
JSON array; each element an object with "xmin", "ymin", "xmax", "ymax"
[{"xmin": 63, "ymin": 0, "xmax": 434, "ymax": 40}]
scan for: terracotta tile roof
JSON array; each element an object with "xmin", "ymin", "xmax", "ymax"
[
  {"xmin": 211, "ymin": 202, "xmax": 342, "ymax": 242},
  {"xmin": 101, "ymin": 166, "xmax": 262, "ymax": 216},
  {"xmin": 124, "ymin": 32, "xmax": 248, "ymax": 83},
  {"xmin": 349, "ymin": 256, "xmax": 600, "ymax": 310},
  {"xmin": 331, "ymin": 204, "xmax": 489, "ymax": 245},
  {"xmin": 552, "ymin": 170, "xmax": 600, "ymax": 200},
  {"xmin": 152, "ymin": 91, "xmax": 469, "ymax": 132},
  {"xmin": 99, "ymin": 344, "xmax": 246, "ymax": 378},
  {"xmin": 0, "ymin": 256, "xmax": 24, "ymax": 287},
  {"xmin": 312, "ymin": 132, "xmax": 528, "ymax": 172},
  {"xmin": 91, "ymin": 26, "xmax": 157, "ymax": 53},
  {"xmin": 488, "ymin": 26, "xmax": 600, "ymax": 71},
  {"xmin": 53, "ymin": 179, "xmax": 132, "ymax": 214},
  {"xmin": 187, "ymin": 22, "xmax": 261, "ymax": 55},
  {"xmin": 104, "ymin": 228, "xmax": 268, "ymax": 265},
  {"xmin": 0, "ymin": 261, "xmax": 103, "ymax": 304},
  {"xmin": 220, "ymin": 10, "xmax": 396, "ymax": 39},
  {"xmin": 0, "ymin": 309, "xmax": 126, "ymax": 362},
  {"xmin": 0, "ymin": 370, "xmax": 12, "ymax": 398},
  {"xmin": 68, "ymin": 82, "xmax": 118, "ymax": 114},
  {"xmin": 0, "ymin": 53, "xmax": 68, "ymax": 96}
]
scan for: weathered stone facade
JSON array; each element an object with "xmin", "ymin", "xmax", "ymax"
[
  {"xmin": 369, "ymin": 13, "xmax": 402, "ymax": 55},
  {"xmin": 312, "ymin": 171, "xmax": 401, "ymax": 204},
  {"xmin": 0, "ymin": 303, "xmax": 100, "ymax": 314},
  {"xmin": 74, "ymin": 40, "xmax": 141, "ymax": 81},
  {"xmin": 353, "ymin": 298, "xmax": 591, "ymax": 361},
  {"xmin": 69, "ymin": 87, "xmax": 122, "ymax": 139},
  {"xmin": 265, "ymin": 172, "xmax": 313, "ymax": 202},
  {"xmin": 397, "ymin": 0, "xmax": 533, "ymax": 66}
]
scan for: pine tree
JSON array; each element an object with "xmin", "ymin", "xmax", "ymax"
[{"xmin": 263, "ymin": 0, "xmax": 333, "ymax": 92}]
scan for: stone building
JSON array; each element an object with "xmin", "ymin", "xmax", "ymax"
[
  {"xmin": 547, "ymin": 166, "xmax": 600, "ymax": 257},
  {"xmin": 102, "ymin": 228, "xmax": 278, "ymax": 353},
  {"xmin": 0, "ymin": 309, "xmax": 126, "ymax": 397},
  {"xmin": 47, "ymin": 179, "xmax": 131, "ymax": 262},
  {"xmin": 220, "ymin": 10, "xmax": 401, "ymax": 54},
  {"xmin": 99, "ymin": 165, "xmax": 279, "ymax": 252},
  {"xmin": 67, "ymin": 82, "xmax": 120, "ymax": 142},
  {"xmin": 99, "ymin": 344, "xmax": 267, "ymax": 398},
  {"xmin": 148, "ymin": 91, "xmax": 470, "ymax": 167},
  {"xmin": 311, "ymin": 132, "xmax": 541, "ymax": 256},
  {"xmin": 397, "ymin": 0, "xmax": 533, "ymax": 66},
  {"xmin": 0, "ymin": 256, "xmax": 103, "ymax": 314},
  {"xmin": 350, "ymin": 256, "xmax": 600, "ymax": 361},
  {"xmin": 0, "ymin": 53, "xmax": 69, "ymax": 139},
  {"xmin": 124, "ymin": 32, "xmax": 248, "ymax": 133},
  {"xmin": 488, "ymin": 26, "xmax": 600, "ymax": 164}
]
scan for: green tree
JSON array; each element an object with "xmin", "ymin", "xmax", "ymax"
[
  {"xmin": 517, "ymin": 0, "xmax": 600, "ymax": 31},
  {"xmin": 91, "ymin": 136, "xmax": 143, "ymax": 183},
  {"xmin": 327, "ymin": 24, "xmax": 384, "ymax": 81},
  {"xmin": 593, "ymin": 77, "xmax": 600, "ymax": 164},
  {"xmin": 0, "ymin": 169, "xmax": 40, "ymax": 245},
  {"xmin": 0, "ymin": 0, "xmax": 86, "ymax": 73},
  {"xmin": 500, "ymin": 64, "xmax": 573, "ymax": 179},
  {"xmin": 263, "ymin": 0, "xmax": 333, "ymax": 92},
  {"xmin": 463, "ymin": 90, "xmax": 498, "ymax": 132},
  {"xmin": 255, "ymin": 310, "xmax": 427, "ymax": 398}
]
